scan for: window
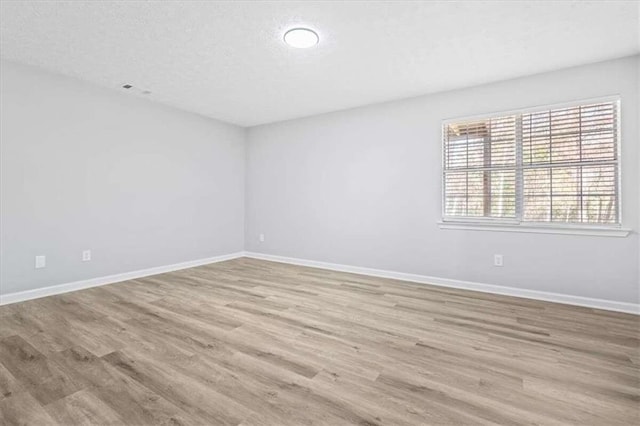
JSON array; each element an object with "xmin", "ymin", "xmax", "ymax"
[{"xmin": 442, "ymin": 99, "xmax": 621, "ymax": 229}]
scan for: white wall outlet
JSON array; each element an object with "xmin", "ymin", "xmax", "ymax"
[
  {"xmin": 35, "ymin": 255, "xmax": 46, "ymax": 269},
  {"xmin": 259, "ymin": 233, "xmax": 265, "ymax": 242},
  {"xmin": 82, "ymin": 250, "xmax": 91, "ymax": 262},
  {"xmin": 494, "ymin": 254, "xmax": 504, "ymax": 267}
]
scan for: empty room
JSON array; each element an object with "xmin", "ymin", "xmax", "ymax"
[{"xmin": 0, "ymin": 1, "xmax": 638, "ymax": 425}]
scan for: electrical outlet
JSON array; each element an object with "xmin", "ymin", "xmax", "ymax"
[
  {"xmin": 259, "ymin": 233, "xmax": 265, "ymax": 242},
  {"xmin": 494, "ymin": 254, "xmax": 504, "ymax": 267},
  {"xmin": 35, "ymin": 255, "xmax": 46, "ymax": 269},
  {"xmin": 82, "ymin": 250, "xmax": 91, "ymax": 262}
]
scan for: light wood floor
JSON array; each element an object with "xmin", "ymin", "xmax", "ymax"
[{"xmin": 0, "ymin": 258, "xmax": 638, "ymax": 425}]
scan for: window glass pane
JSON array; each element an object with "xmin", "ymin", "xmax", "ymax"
[
  {"xmin": 524, "ymin": 196, "xmax": 551, "ymax": 222},
  {"xmin": 445, "ymin": 117, "xmax": 516, "ymax": 171},
  {"xmin": 552, "ymin": 195, "xmax": 581, "ymax": 223},
  {"xmin": 551, "ymin": 166, "xmax": 580, "ymax": 196},
  {"xmin": 550, "ymin": 107, "xmax": 581, "ymax": 163},
  {"xmin": 582, "ymin": 132, "xmax": 615, "ymax": 161},
  {"xmin": 490, "ymin": 170, "xmax": 516, "ymax": 218},
  {"xmin": 582, "ymin": 195, "xmax": 616, "ymax": 224},
  {"xmin": 445, "ymin": 172, "xmax": 467, "ymax": 196},
  {"xmin": 522, "ymin": 112, "xmax": 550, "ymax": 164},
  {"xmin": 490, "ymin": 117, "xmax": 516, "ymax": 167},
  {"xmin": 582, "ymin": 164, "xmax": 617, "ymax": 223},
  {"xmin": 523, "ymin": 168, "xmax": 551, "ymax": 221},
  {"xmin": 582, "ymin": 164, "xmax": 616, "ymax": 195},
  {"xmin": 445, "ymin": 196, "xmax": 467, "ymax": 217},
  {"xmin": 467, "ymin": 138, "xmax": 485, "ymax": 168},
  {"xmin": 467, "ymin": 196, "xmax": 485, "ymax": 217}
]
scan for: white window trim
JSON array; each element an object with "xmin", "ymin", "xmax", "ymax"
[
  {"xmin": 440, "ymin": 95, "xmax": 630, "ymax": 237},
  {"xmin": 437, "ymin": 221, "xmax": 631, "ymax": 237}
]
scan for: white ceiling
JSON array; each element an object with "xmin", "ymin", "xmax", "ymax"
[{"xmin": 1, "ymin": 1, "xmax": 638, "ymax": 127}]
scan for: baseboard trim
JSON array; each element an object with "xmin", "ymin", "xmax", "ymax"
[
  {"xmin": 0, "ymin": 251, "xmax": 245, "ymax": 306},
  {"xmin": 3, "ymin": 250, "xmax": 637, "ymax": 315},
  {"xmin": 243, "ymin": 251, "xmax": 640, "ymax": 315}
]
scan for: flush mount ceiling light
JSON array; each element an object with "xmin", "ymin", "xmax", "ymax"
[{"xmin": 283, "ymin": 28, "xmax": 319, "ymax": 48}]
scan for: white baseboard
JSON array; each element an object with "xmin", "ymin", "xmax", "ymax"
[
  {"xmin": 0, "ymin": 252, "xmax": 245, "ymax": 306},
  {"xmin": 244, "ymin": 251, "xmax": 640, "ymax": 315},
  {"xmin": 3, "ymin": 250, "xmax": 637, "ymax": 315}
]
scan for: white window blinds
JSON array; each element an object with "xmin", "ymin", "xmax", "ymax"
[{"xmin": 443, "ymin": 99, "xmax": 620, "ymax": 225}]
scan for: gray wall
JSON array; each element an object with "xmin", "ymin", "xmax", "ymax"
[
  {"xmin": 245, "ymin": 56, "xmax": 639, "ymax": 304},
  {"xmin": 3, "ymin": 56, "xmax": 638, "ymax": 304},
  {"xmin": 1, "ymin": 60, "xmax": 245, "ymax": 295}
]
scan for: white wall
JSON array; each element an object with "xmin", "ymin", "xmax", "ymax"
[
  {"xmin": 2, "ymin": 56, "xmax": 638, "ymax": 306},
  {"xmin": 245, "ymin": 56, "xmax": 639, "ymax": 304},
  {"xmin": 1, "ymin": 60, "xmax": 245, "ymax": 295}
]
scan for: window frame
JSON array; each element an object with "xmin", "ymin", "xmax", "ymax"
[{"xmin": 439, "ymin": 96, "xmax": 631, "ymax": 237}]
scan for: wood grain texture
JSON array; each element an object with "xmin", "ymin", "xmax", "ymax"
[{"xmin": 1, "ymin": 257, "xmax": 638, "ymax": 425}]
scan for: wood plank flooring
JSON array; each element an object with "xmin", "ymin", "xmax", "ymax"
[{"xmin": 0, "ymin": 257, "xmax": 638, "ymax": 425}]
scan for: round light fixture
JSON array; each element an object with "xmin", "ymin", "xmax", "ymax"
[{"xmin": 283, "ymin": 28, "xmax": 319, "ymax": 48}]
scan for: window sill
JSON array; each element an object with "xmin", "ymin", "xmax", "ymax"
[{"xmin": 437, "ymin": 221, "xmax": 632, "ymax": 237}]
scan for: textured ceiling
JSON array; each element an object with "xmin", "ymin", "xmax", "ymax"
[{"xmin": 1, "ymin": 1, "xmax": 638, "ymax": 127}]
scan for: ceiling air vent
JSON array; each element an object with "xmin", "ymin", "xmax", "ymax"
[{"xmin": 119, "ymin": 83, "xmax": 151, "ymax": 95}]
